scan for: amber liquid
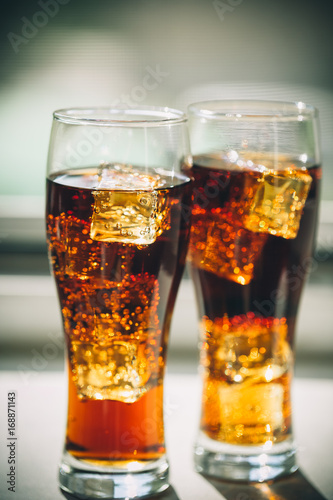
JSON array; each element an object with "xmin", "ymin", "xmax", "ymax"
[
  {"xmin": 46, "ymin": 166, "xmax": 192, "ymax": 464},
  {"xmin": 66, "ymin": 372, "xmax": 164, "ymax": 463},
  {"xmin": 187, "ymin": 154, "xmax": 321, "ymax": 446}
]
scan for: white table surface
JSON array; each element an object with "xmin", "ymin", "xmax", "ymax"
[{"xmin": 0, "ymin": 372, "xmax": 332, "ymax": 500}]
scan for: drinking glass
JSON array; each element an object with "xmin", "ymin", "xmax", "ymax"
[
  {"xmin": 46, "ymin": 107, "xmax": 192, "ymax": 498},
  {"xmin": 186, "ymin": 100, "xmax": 321, "ymax": 482}
]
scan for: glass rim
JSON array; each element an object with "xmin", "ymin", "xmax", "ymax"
[
  {"xmin": 53, "ymin": 106, "xmax": 187, "ymax": 127},
  {"xmin": 188, "ymin": 99, "xmax": 319, "ymax": 120}
]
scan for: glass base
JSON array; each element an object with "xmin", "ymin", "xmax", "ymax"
[
  {"xmin": 59, "ymin": 451, "xmax": 169, "ymax": 499},
  {"xmin": 194, "ymin": 432, "xmax": 298, "ymax": 482}
]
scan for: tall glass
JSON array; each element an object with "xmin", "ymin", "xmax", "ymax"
[
  {"xmin": 186, "ymin": 100, "xmax": 321, "ymax": 482},
  {"xmin": 46, "ymin": 107, "xmax": 192, "ymax": 498}
]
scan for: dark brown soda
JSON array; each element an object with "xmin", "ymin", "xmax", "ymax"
[
  {"xmin": 186, "ymin": 154, "xmax": 321, "ymax": 445},
  {"xmin": 46, "ymin": 167, "xmax": 192, "ymax": 464}
]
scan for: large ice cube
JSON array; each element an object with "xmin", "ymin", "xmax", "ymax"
[
  {"xmin": 218, "ymin": 382, "xmax": 284, "ymax": 429},
  {"xmin": 200, "ymin": 314, "xmax": 292, "ymax": 444},
  {"xmin": 66, "ymin": 272, "xmax": 161, "ymax": 403},
  {"xmin": 201, "ymin": 314, "xmax": 292, "ymax": 384},
  {"xmin": 72, "ymin": 337, "xmax": 153, "ymax": 403},
  {"xmin": 90, "ymin": 163, "xmax": 165, "ymax": 245},
  {"xmin": 203, "ymin": 214, "xmax": 266, "ymax": 285},
  {"xmin": 244, "ymin": 167, "xmax": 312, "ymax": 239},
  {"xmin": 95, "ymin": 162, "xmax": 162, "ymax": 191},
  {"xmin": 190, "ymin": 210, "xmax": 267, "ymax": 285}
]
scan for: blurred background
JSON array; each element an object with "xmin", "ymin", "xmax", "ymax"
[{"xmin": 0, "ymin": 0, "xmax": 332, "ymax": 376}]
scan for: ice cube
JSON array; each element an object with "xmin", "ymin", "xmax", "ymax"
[
  {"xmin": 244, "ymin": 168, "xmax": 312, "ymax": 239},
  {"xmin": 72, "ymin": 338, "xmax": 153, "ymax": 403},
  {"xmin": 66, "ymin": 272, "xmax": 161, "ymax": 403},
  {"xmin": 218, "ymin": 382, "xmax": 284, "ymax": 429},
  {"xmin": 90, "ymin": 189, "xmax": 159, "ymax": 244},
  {"xmin": 90, "ymin": 163, "xmax": 165, "ymax": 245},
  {"xmin": 96, "ymin": 162, "xmax": 162, "ymax": 191},
  {"xmin": 189, "ymin": 164, "xmax": 268, "ymax": 285},
  {"xmin": 205, "ymin": 216, "xmax": 267, "ymax": 285},
  {"xmin": 202, "ymin": 314, "xmax": 292, "ymax": 384},
  {"xmin": 190, "ymin": 211, "xmax": 267, "ymax": 285},
  {"xmin": 200, "ymin": 314, "xmax": 292, "ymax": 443}
]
